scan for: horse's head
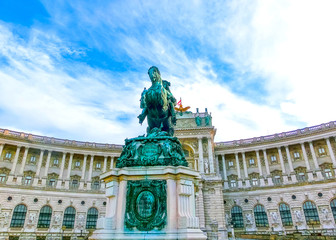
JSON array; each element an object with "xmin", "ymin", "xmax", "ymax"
[{"xmin": 148, "ymin": 66, "xmax": 162, "ymax": 84}]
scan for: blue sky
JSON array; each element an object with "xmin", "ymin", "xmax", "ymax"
[{"xmin": 0, "ymin": 0, "xmax": 336, "ymax": 144}]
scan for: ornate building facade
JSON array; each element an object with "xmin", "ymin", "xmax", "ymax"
[{"xmin": 1, "ymin": 110, "xmax": 336, "ymax": 239}]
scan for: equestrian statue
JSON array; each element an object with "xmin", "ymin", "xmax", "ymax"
[{"xmin": 138, "ymin": 66, "xmax": 177, "ymax": 136}]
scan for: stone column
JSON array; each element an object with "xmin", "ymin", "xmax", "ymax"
[
  {"xmin": 64, "ymin": 153, "xmax": 74, "ymax": 189},
  {"xmin": 35, "ymin": 150, "xmax": 45, "ymax": 177},
  {"xmin": 235, "ymin": 153, "xmax": 242, "ymax": 188},
  {"xmin": 326, "ymin": 137, "xmax": 336, "ymax": 167},
  {"xmin": 32, "ymin": 149, "xmax": 45, "ymax": 186},
  {"xmin": 66, "ymin": 153, "xmax": 74, "ymax": 179},
  {"xmin": 41, "ymin": 151, "xmax": 52, "ymax": 186},
  {"xmin": 87, "ymin": 155, "xmax": 94, "ymax": 190},
  {"xmin": 18, "ymin": 147, "xmax": 29, "ymax": 175},
  {"xmin": 103, "ymin": 156, "xmax": 107, "ymax": 172},
  {"xmin": 43, "ymin": 151, "xmax": 52, "ymax": 177},
  {"xmin": 309, "ymin": 141, "xmax": 323, "ymax": 180},
  {"xmin": 263, "ymin": 149, "xmax": 273, "ymax": 186},
  {"xmin": 301, "ymin": 143, "xmax": 313, "ymax": 181},
  {"xmin": 242, "ymin": 152, "xmax": 250, "ymax": 187},
  {"xmin": 198, "ymin": 138, "xmax": 204, "ymax": 173},
  {"xmin": 208, "ymin": 137, "xmax": 215, "ymax": 173},
  {"xmin": 215, "ymin": 155, "xmax": 220, "ymax": 176},
  {"xmin": 7, "ymin": 146, "xmax": 21, "ymax": 181},
  {"xmin": 285, "ymin": 146, "xmax": 297, "ymax": 183},
  {"xmin": 0, "ymin": 144, "xmax": 4, "ymax": 160},
  {"xmin": 56, "ymin": 152, "xmax": 67, "ymax": 189},
  {"xmin": 9, "ymin": 146, "xmax": 21, "ymax": 175},
  {"xmin": 110, "ymin": 156, "xmax": 114, "ymax": 169},
  {"xmin": 277, "ymin": 147, "xmax": 286, "ymax": 174},
  {"xmin": 79, "ymin": 154, "xmax": 88, "ymax": 190},
  {"xmin": 255, "ymin": 150, "xmax": 265, "ymax": 186},
  {"xmin": 278, "ymin": 147, "xmax": 288, "ymax": 183},
  {"xmin": 81, "ymin": 155, "xmax": 87, "ymax": 180},
  {"xmin": 221, "ymin": 154, "xmax": 229, "ymax": 189}
]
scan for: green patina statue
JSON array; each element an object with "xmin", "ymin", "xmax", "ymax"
[
  {"xmin": 138, "ymin": 66, "xmax": 177, "ymax": 136},
  {"xmin": 116, "ymin": 66, "xmax": 188, "ymax": 168}
]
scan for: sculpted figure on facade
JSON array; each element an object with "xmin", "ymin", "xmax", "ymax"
[
  {"xmin": 138, "ymin": 66, "xmax": 177, "ymax": 136},
  {"xmin": 204, "ymin": 159, "xmax": 209, "ymax": 173},
  {"xmin": 294, "ymin": 210, "xmax": 303, "ymax": 223},
  {"xmin": 77, "ymin": 214, "xmax": 86, "ymax": 229},
  {"xmin": 270, "ymin": 212, "xmax": 279, "ymax": 224},
  {"xmin": 321, "ymin": 208, "xmax": 330, "ymax": 221},
  {"xmin": 53, "ymin": 213, "xmax": 62, "ymax": 225},
  {"xmin": 0, "ymin": 212, "xmax": 9, "ymax": 228}
]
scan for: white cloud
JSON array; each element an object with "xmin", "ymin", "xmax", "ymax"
[
  {"xmin": 1, "ymin": 1, "xmax": 336, "ymax": 144},
  {"xmin": 0, "ymin": 23, "xmax": 147, "ymax": 144}
]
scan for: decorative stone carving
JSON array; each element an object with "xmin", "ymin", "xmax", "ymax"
[
  {"xmin": 321, "ymin": 208, "xmax": 330, "ymax": 222},
  {"xmin": 124, "ymin": 180, "xmax": 167, "ymax": 231},
  {"xmin": 26, "ymin": 212, "xmax": 37, "ymax": 229},
  {"xmin": 245, "ymin": 213, "xmax": 253, "ymax": 225},
  {"xmin": 0, "ymin": 211, "xmax": 9, "ymax": 229},
  {"xmin": 270, "ymin": 212, "xmax": 279, "ymax": 224},
  {"xmin": 76, "ymin": 213, "xmax": 86, "ymax": 229},
  {"xmin": 204, "ymin": 158, "xmax": 210, "ymax": 173},
  {"xmin": 116, "ymin": 130, "xmax": 188, "ymax": 168},
  {"xmin": 294, "ymin": 210, "xmax": 303, "ymax": 223},
  {"xmin": 53, "ymin": 212, "xmax": 62, "ymax": 225}
]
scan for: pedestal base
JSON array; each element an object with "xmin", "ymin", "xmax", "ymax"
[
  {"xmin": 90, "ymin": 229, "xmax": 206, "ymax": 240},
  {"xmin": 90, "ymin": 166, "xmax": 207, "ymax": 240}
]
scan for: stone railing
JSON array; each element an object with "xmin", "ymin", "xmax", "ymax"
[
  {"xmin": 216, "ymin": 121, "xmax": 336, "ymax": 148},
  {"xmin": 0, "ymin": 128, "xmax": 123, "ymax": 150}
]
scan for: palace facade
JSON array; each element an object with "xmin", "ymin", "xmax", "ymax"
[{"xmin": 1, "ymin": 110, "xmax": 336, "ymax": 239}]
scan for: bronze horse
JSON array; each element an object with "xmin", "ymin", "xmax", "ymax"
[{"xmin": 138, "ymin": 66, "xmax": 177, "ymax": 136}]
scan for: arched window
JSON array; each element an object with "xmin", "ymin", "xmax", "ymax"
[
  {"xmin": 231, "ymin": 206, "xmax": 244, "ymax": 228},
  {"xmin": 279, "ymin": 203, "xmax": 293, "ymax": 226},
  {"xmin": 86, "ymin": 207, "xmax": 99, "ymax": 229},
  {"xmin": 303, "ymin": 201, "xmax": 320, "ymax": 225},
  {"xmin": 37, "ymin": 206, "xmax": 52, "ymax": 228},
  {"xmin": 10, "ymin": 204, "xmax": 27, "ymax": 227},
  {"xmin": 254, "ymin": 204, "xmax": 268, "ymax": 227},
  {"xmin": 62, "ymin": 207, "xmax": 76, "ymax": 229},
  {"xmin": 330, "ymin": 199, "xmax": 336, "ymax": 221}
]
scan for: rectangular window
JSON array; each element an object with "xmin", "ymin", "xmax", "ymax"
[
  {"xmin": 249, "ymin": 158, "xmax": 255, "ymax": 165},
  {"xmin": 24, "ymin": 176, "xmax": 32, "ymax": 185},
  {"xmin": 71, "ymin": 179, "xmax": 79, "ymax": 189},
  {"xmin": 230, "ymin": 180, "xmax": 236, "ymax": 188},
  {"xmin": 92, "ymin": 181, "xmax": 100, "ymax": 190},
  {"xmin": 5, "ymin": 152, "xmax": 12, "ymax": 159},
  {"xmin": 293, "ymin": 152, "xmax": 300, "ymax": 159},
  {"xmin": 270, "ymin": 155, "xmax": 277, "ymax": 162},
  {"xmin": 273, "ymin": 176, "xmax": 281, "ymax": 185},
  {"xmin": 228, "ymin": 161, "xmax": 234, "ymax": 167},
  {"xmin": 318, "ymin": 147, "xmax": 326, "ymax": 156},
  {"xmin": 0, "ymin": 174, "xmax": 6, "ymax": 182},
  {"xmin": 325, "ymin": 169, "xmax": 332, "ymax": 179},
  {"xmin": 297, "ymin": 173, "xmax": 306, "ymax": 182},
  {"xmin": 75, "ymin": 161, "xmax": 81, "ymax": 167},
  {"xmin": 53, "ymin": 159, "xmax": 59, "ymax": 166},
  {"xmin": 49, "ymin": 179, "xmax": 56, "ymax": 187},
  {"xmin": 96, "ymin": 163, "xmax": 101, "ymax": 169},
  {"xmin": 30, "ymin": 156, "xmax": 36, "ymax": 163},
  {"xmin": 252, "ymin": 178, "xmax": 259, "ymax": 186}
]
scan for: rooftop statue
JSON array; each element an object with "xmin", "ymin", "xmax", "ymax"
[{"xmin": 138, "ymin": 66, "xmax": 177, "ymax": 136}]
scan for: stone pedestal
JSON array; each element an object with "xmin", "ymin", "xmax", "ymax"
[{"xmin": 90, "ymin": 166, "xmax": 207, "ymax": 240}]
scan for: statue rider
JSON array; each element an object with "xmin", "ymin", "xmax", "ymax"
[{"xmin": 138, "ymin": 66, "xmax": 177, "ymax": 136}]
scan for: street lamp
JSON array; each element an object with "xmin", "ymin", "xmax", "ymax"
[
  {"xmin": 61, "ymin": 225, "xmax": 66, "ymax": 240},
  {"xmin": 230, "ymin": 220, "xmax": 236, "ymax": 240}
]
